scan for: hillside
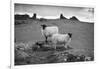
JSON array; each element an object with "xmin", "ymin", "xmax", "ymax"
[{"xmin": 15, "ymin": 19, "xmax": 94, "ymax": 65}]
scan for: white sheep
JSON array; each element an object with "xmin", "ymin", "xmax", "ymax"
[
  {"xmin": 41, "ymin": 24, "xmax": 59, "ymax": 43},
  {"xmin": 51, "ymin": 33, "xmax": 72, "ymax": 49}
]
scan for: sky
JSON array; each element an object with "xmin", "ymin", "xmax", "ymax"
[{"xmin": 14, "ymin": 3, "xmax": 94, "ymax": 22}]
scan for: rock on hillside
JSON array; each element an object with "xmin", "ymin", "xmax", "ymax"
[
  {"xmin": 60, "ymin": 14, "xmax": 67, "ymax": 19},
  {"xmin": 32, "ymin": 13, "xmax": 37, "ymax": 19},
  {"xmin": 69, "ymin": 16, "xmax": 79, "ymax": 21}
]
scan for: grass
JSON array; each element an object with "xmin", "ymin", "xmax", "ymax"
[{"xmin": 15, "ymin": 19, "xmax": 94, "ymax": 65}]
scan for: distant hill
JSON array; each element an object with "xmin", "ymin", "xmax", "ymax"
[
  {"xmin": 14, "ymin": 14, "xmax": 94, "ymax": 23},
  {"xmin": 69, "ymin": 16, "xmax": 79, "ymax": 21},
  {"xmin": 15, "ymin": 14, "xmax": 30, "ymax": 20},
  {"xmin": 39, "ymin": 18, "xmax": 47, "ymax": 21}
]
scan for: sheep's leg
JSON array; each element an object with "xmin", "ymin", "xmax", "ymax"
[
  {"xmin": 65, "ymin": 38, "xmax": 71, "ymax": 49},
  {"xmin": 45, "ymin": 36, "xmax": 48, "ymax": 43},
  {"xmin": 54, "ymin": 44, "xmax": 56, "ymax": 50},
  {"xmin": 44, "ymin": 35, "xmax": 48, "ymax": 43},
  {"xmin": 64, "ymin": 43, "xmax": 68, "ymax": 49},
  {"xmin": 64, "ymin": 41, "xmax": 69, "ymax": 49},
  {"xmin": 53, "ymin": 42, "xmax": 57, "ymax": 50}
]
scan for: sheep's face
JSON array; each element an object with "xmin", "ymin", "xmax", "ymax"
[
  {"xmin": 41, "ymin": 24, "xmax": 47, "ymax": 30},
  {"xmin": 68, "ymin": 33, "xmax": 72, "ymax": 38}
]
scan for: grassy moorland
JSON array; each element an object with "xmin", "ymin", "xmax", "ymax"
[{"xmin": 15, "ymin": 19, "xmax": 94, "ymax": 65}]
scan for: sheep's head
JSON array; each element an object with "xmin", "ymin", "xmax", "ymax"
[
  {"xmin": 68, "ymin": 33, "xmax": 72, "ymax": 38},
  {"xmin": 41, "ymin": 24, "xmax": 47, "ymax": 30}
]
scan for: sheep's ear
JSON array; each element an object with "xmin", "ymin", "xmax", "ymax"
[{"xmin": 67, "ymin": 33, "xmax": 72, "ymax": 38}]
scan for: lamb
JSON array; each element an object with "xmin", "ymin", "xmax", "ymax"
[
  {"xmin": 51, "ymin": 33, "xmax": 72, "ymax": 49},
  {"xmin": 41, "ymin": 24, "xmax": 59, "ymax": 43}
]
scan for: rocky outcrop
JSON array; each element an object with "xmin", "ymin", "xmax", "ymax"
[
  {"xmin": 60, "ymin": 14, "xmax": 67, "ymax": 19},
  {"xmin": 32, "ymin": 13, "xmax": 37, "ymax": 19},
  {"xmin": 69, "ymin": 16, "xmax": 79, "ymax": 21}
]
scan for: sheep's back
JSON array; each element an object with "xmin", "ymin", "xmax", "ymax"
[
  {"xmin": 44, "ymin": 26, "xmax": 58, "ymax": 36},
  {"xmin": 52, "ymin": 34, "xmax": 70, "ymax": 42}
]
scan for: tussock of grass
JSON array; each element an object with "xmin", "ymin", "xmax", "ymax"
[{"xmin": 15, "ymin": 41, "xmax": 94, "ymax": 65}]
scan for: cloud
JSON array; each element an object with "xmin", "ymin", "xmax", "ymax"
[{"xmin": 74, "ymin": 8, "xmax": 94, "ymax": 22}]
